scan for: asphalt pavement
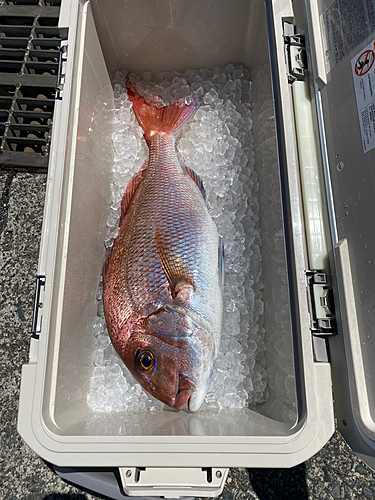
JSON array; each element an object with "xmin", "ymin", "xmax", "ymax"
[{"xmin": 1, "ymin": 171, "xmax": 375, "ymax": 500}]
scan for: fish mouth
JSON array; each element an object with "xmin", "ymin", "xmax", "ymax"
[{"xmin": 173, "ymin": 377, "xmax": 195, "ymax": 411}]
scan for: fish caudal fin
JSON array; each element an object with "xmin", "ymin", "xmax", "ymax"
[{"xmin": 126, "ymin": 80, "xmax": 199, "ymax": 144}]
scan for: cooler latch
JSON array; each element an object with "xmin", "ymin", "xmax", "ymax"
[
  {"xmin": 56, "ymin": 41, "xmax": 68, "ymax": 100},
  {"xmin": 306, "ymin": 271, "xmax": 336, "ymax": 337},
  {"xmin": 284, "ymin": 23, "xmax": 307, "ymax": 83},
  {"xmin": 31, "ymin": 275, "xmax": 46, "ymax": 340},
  {"xmin": 119, "ymin": 467, "xmax": 228, "ymax": 498}
]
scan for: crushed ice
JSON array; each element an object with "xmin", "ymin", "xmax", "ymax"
[{"xmin": 87, "ymin": 64, "xmax": 296, "ymax": 421}]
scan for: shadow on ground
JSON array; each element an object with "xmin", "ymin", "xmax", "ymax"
[
  {"xmin": 44, "ymin": 496, "xmax": 89, "ymax": 500},
  {"xmin": 43, "ymin": 486, "xmax": 111, "ymax": 500},
  {"xmin": 247, "ymin": 464, "xmax": 308, "ymax": 500}
]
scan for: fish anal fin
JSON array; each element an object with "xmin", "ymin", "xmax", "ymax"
[
  {"xmin": 182, "ymin": 165, "xmax": 207, "ymax": 204},
  {"xmin": 218, "ymin": 236, "xmax": 225, "ymax": 289},
  {"xmin": 119, "ymin": 162, "xmax": 147, "ymax": 226}
]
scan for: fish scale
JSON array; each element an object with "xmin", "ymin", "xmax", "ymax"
[{"xmin": 103, "ymin": 89, "xmax": 224, "ymax": 411}]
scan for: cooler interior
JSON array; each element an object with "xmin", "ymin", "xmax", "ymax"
[{"xmin": 41, "ymin": 0, "xmax": 301, "ymax": 438}]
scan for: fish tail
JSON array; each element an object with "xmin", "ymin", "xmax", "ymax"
[{"xmin": 126, "ymin": 79, "xmax": 199, "ymax": 144}]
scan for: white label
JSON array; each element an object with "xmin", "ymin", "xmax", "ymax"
[
  {"xmin": 320, "ymin": 0, "xmax": 375, "ymax": 76},
  {"xmin": 351, "ymin": 41, "xmax": 375, "ymax": 154}
]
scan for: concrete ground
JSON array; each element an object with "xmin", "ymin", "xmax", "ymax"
[{"xmin": 1, "ymin": 171, "xmax": 375, "ymax": 500}]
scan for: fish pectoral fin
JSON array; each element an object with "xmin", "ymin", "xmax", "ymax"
[
  {"xmin": 162, "ymin": 259, "xmax": 195, "ymax": 300},
  {"xmin": 155, "ymin": 231, "xmax": 195, "ymax": 299},
  {"xmin": 182, "ymin": 165, "xmax": 207, "ymax": 204},
  {"xmin": 119, "ymin": 161, "xmax": 148, "ymax": 226}
]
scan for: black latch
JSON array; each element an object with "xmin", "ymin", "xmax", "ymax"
[
  {"xmin": 306, "ymin": 271, "xmax": 337, "ymax": 337},
  {"xmin": 284, "ymin": 23, "xmax": 307, "ymax": 83},
  {"xmin": 31, "ymin": 275, "xmax": 46, "ymax": 339}
]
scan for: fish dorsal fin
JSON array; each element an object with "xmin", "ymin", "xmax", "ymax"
[
  {"xmin": 104, "ymin": 162, "xmax": 147, "ymax": 285},
  {"xmin": 103, "ymin": 246, "xmax": 114, "ymax": 285},
  {"xmin": 119, "ymin": 162, "xmax": 147, "ymax": 226},
  {"xmin": 218, "ymin": 236, "xmax": 225, "ymax": 289},
  {"xmin": 182, "ymin": 165, "xmax": 207, "ymax": 204},
  {"xmin": 155, "ymin": 229, "xmax": 194, "ymax": 299}
]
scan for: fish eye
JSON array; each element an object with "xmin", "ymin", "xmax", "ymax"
[{"xmin": 137, "ymin": 350, "xmax": 155, "ymax": 372}]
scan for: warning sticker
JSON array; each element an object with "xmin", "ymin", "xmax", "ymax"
[
  {"xmin": 352, "ymin": 41, "xmax": 375, "ymax": 153},
  {"xmin": 354, "ymin": 50, "xmax": 374, "ymax": 76}
]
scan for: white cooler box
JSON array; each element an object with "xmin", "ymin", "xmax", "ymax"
[{"xmin": 17, "ymin": 0, "xmax": 375, "ymax": 498}]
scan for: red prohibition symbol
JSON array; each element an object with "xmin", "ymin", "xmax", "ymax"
[{"xmin": 355, "ymin": 49, "xmax": 375, "ymax": 76}]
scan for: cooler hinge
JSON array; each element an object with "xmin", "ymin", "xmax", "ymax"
[
  {"xmin": 283, "ymin": 23, "xmax": 307, "ymax": 83},
  {"xmin": 55, "ymin": 41, "xmax": 68, "ymax": 100},
  {"xmin": 306, "ymin": 271, "xmax": 336, "ymax": 337}
]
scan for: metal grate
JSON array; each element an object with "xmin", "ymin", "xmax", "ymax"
[{"xmin": 0, "ymin": 0, "xmax": 62, "ymax": 171}]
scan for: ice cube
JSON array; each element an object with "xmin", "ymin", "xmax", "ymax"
[
  {"xmin": 154, "ymin": 84, "xmax": 164, "ymax": 96},
  {"xmin": 203, "ymin": 88, "xmax": 218, "ymax": 106},
  {"xmin": 233, "ymin": 68, "xmax": 243, "ymax": 80},
  {"xmin": 143, "ymin": 71, "xmax": 152, "ymax": 81},
  {"xmin": 181, "ymin": 84, "xmax": 191, "ymax": 97},
  {"xmin": 184, "ymin": 68, "xmax": 194, "ymax": 81}
]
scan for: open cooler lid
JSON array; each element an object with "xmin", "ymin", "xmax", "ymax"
[{"xmin": 300, "ymin": 0, "xmax": 375, "ymax": 470}]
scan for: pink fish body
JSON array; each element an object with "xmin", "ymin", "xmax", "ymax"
[{"xmin": 103, "ymin": 84, "xmax": 224, "ymax": 412}]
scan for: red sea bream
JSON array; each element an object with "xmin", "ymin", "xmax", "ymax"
[{"xmin": 103, "ymin": 83, "xmax": 224, "ymax": 412}]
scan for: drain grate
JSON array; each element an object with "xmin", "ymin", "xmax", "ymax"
[{"xmin": 0, "ymin": 0, "xmax": 63, "ymax": 171}]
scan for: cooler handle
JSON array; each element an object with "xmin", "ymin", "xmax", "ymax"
[{"xmin": 119, "ymin": 467, "xmax": 228, "ymax": 498}]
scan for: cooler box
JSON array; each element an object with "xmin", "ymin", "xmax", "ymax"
[{"xmin": 17, "ymin": 0, "xmax": 375, "ymax": 498}]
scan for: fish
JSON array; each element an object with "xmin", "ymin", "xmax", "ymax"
[{"xmin": 102, "ymin": 82, "xmax": 224, "ymax": 412}]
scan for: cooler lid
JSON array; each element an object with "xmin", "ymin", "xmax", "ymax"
[{"xmin": 302, "ymin": 0, "xmax": 375, "ymax": 470}]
